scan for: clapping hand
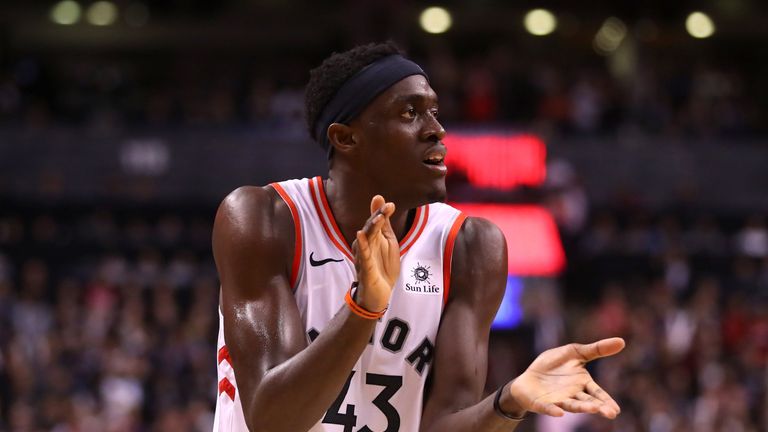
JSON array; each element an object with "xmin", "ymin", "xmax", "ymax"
[{"xmin": 351, "ymin": 195, "xmax": 400, "ymax": 312}]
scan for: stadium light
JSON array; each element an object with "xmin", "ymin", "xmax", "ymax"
[
  {"xmin": 50, "ymin": 0, "xmax": 82, "ymax": 25},
  {"xmin": 86, "ymin": 1, "xmax": 118, "ymax": 26},
  {"xmin": 593, "ymin": 17, "xmax": 627, "ymax": 55},
  {"xmin": 419, "ymin": 7, "xmax": 452, "ymax": 34},
  {"xmin": 686, "ymin": 12, "xmax": 715, "ymax": 39},
  {"xmin": 524, "ymin": 9, "xmax": 557, "ymax": 36}
]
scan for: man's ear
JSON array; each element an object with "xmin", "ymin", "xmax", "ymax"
[{"xmin": 327, "ymin": 123, "xmax": 357, "ymax": 155}]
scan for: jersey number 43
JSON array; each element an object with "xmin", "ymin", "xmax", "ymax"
[{"xmin": 323, "ymin": 371, "xmax": 401, "ymax": 432}]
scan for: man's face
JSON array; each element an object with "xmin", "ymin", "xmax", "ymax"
[{"xmin": 349, "ymin": 75, "xmax": 448, "ymax": 208}]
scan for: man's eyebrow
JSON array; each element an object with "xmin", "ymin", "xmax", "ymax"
[{"xmin": 391, "ymin": 93, "xmax": 438, "ymax": 105}]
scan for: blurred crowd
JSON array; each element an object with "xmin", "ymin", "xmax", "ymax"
[
  {"xmin": 0, "ymin": 43, "xmax": 763, "ymax": 139},
  {"xmin": 514, "ymin": 209, "xmax": 768, "ymax": 432},
  {"xmin": 1, "ymin": 202, "xmax": 766, "ymax": 431},
  {"xmin": 0, "ymin": 207, "xmax": 219, "ymax": 431}
]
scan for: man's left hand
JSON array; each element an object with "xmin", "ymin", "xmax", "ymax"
[{"xmin": 504, "ymin": 337, "xmax": 625, "ymax": 419}]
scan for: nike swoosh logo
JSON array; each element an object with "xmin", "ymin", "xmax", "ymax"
[{"xmin": 309, "ymin": 252, "xmax": 344, "ymax": 267}]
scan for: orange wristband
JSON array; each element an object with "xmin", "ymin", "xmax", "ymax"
[{"xmin": 345, "ymin": 282, "xmax": 387, "ymax": 320}]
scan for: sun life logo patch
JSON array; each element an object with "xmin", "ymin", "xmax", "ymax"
[
  {"xmin": 405, "ymin": 262, "xmax": 441, "ymax": 295},
  {"xmin": 412, "ymin": 263, "xmax": 431, "ymax": 284}
]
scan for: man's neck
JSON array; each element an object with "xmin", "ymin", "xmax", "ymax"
[{"xmin": 324, "ymin": 172, "xmax": 414, "ymax": 249}]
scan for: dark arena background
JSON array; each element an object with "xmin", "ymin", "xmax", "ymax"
[{"xmin": 1, "ymin": 1, "xmax": 767, "ymax": 431}]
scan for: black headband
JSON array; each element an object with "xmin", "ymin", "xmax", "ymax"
[{"xmin": 314, "ymin": 54, "xmax": 428, "ymax": 154}]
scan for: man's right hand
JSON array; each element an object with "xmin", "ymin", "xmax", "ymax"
[{"xmin": 352, "ymin": 195, "xmax": 400, "ymax": 312}]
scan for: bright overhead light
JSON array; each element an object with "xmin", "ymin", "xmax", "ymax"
[
  {"xmin": 524, "ymin": 9, "xmax": 557, "ymax": 36},
  {"xmin": 50, "ymin": 0, "xmax": 82, "ymax": 25},
  {"xmin": 686, "ymin": 12, "xmax": 715, "ymax": 39},
  {"xmin": 593, "ymin": 17, "xmax": 628, "ymax": 55},
  {"xmin": 87, "ymin": 1, "xmax": 118, "ymax": 26},
  {"xmin": 420, "ymin": 7, "xmax": 453, "ymax": 34}
]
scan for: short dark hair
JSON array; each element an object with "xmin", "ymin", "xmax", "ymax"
[{"xmin": 305, "ymin": 41, "xmax": 403, "ymax": 143}]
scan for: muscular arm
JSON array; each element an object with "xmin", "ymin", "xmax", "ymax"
[
  {"xmin": 213, "ymin": 186, "xmax": 376, "ymax": 432},
  {"xmin": 419, "ymin": 216, "xmax": 519, "ymax": 432},
  {"xmin": 420, "ymin": 217, "xmax": 624, "ymax": 432}
]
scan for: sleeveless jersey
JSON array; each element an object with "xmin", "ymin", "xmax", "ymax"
[{"xmin": 213, "ymin": 176, "xmax": 466, "ymax": 432}]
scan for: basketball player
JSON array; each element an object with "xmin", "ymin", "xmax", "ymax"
[{"xmin": 212, "ymin": 42, "xmax": 625, "ymax": 431}]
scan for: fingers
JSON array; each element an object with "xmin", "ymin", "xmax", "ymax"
[
  {"xmin": 355, "ymin": 230, "xmax": 372, "ymax": 261},
  {"xmin": 556, "ymin": 398, "xmax": 601, "ymax": 415},
  {"xmin": 370, "ymin": 195, "xmax": 385, "ymax": 214},
  {"xmin": 360, "ymin": 208, "xmax": 388, "ymax": 239},
  {"xmin": 574, "ymin": 391, "xmax": 597, "ymax": 403},
  {"xmin": 532, "ymin": 401, "xmax": 565, "ymax": 417},
  {"xmin": 369, "ymin": 195, "xmax": 395, "ymax": 217},
  {"xmin": 361, "ymin": 212, "xmax": 386, "ymax": 238},
  {"xmin": 585, "ymin": 381, "xmax": 621, "ymax": 418},
  {"xmin": 546, "ymin": 389, "xmax": 619, "ymax": 419},
  {"xmin": 572, "ymin": 337, "xmax": 626, "ymax": 362},
  {"xmin": 380, "ymin": 210, "xmax": 397, "ymax": 242},
  {"xmin": 355, "ymin": 230, "xmax": 381, "ymax": 276},
  {"xmin": 359, "ymin": 196, "xmax": 396, "ymax": 242}
]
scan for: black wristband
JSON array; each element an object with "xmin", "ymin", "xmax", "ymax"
[{"xmin": 494, "ymin": 386, "xmax": 526, "ymax": 421}]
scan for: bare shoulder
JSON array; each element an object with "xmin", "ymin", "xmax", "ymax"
[
  {"xmin": 212, "ymin": 185, "xmax": 295, "ymax": 291},
  {"xmin": 454, "ymin": 216, "xmax": 506, "ymax": 253},
  {"xmin": 450, "ymin": 216, "xmax": 508, "ymax": 308},
  {"xmin": 214, "ymin": 185, "xmax": 292, "ymax": 244}
]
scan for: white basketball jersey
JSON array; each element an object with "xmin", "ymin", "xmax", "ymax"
[{"xmin": 214, "ymin": 177, "xmax": 466, "ymax": 432}]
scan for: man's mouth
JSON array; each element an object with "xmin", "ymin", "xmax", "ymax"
[
  {"xmin": 422, "ymin": 154, "xmax": 444, "ymax": 166},
  {"xmin": 422, "ymin": 149, "xmax": 447, "ymax": 176}
]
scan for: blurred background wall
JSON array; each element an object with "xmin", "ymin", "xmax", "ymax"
[{"xmin": 0, "ymin": 1, "xmax": 766, "ymax": 431}]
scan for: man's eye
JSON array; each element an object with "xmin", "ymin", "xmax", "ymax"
[
  {"xmin": 402, "ymin": 108, "xmax": 416, "ymax": 119},
  {"xmin": 430, "ymin": 109, "xmax": 439, "ymax": 118}
]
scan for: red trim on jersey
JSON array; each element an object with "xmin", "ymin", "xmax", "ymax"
[
  {"xmin": 309, "ymin": 177, "xmax": 355, "ymax": 262},
  {"xmin": 399, "ymin": 205, "xmax": 429, "ymax": 256},
  {"xmin": 217, "ymin": 345, "xmax": 231, "ymax": 365},
  {"xmin": 271, "ymin": 182, "xmax": 303, "ymax": 288},
  {"xmin": 219, "ymin": 378, "xmax": 236, "ymax": 401},
  {"xmin": 442, "ymin": 213, "xmax": 467, "ymax": 306},
  {"xmin": 308, "ymin": 177, "xmax": 431, "ymax": 260}
]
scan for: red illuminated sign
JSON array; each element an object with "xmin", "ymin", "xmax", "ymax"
[
  {"xmin": 450, "ymin": 203, "xmax": 565, "ymax": 276},
  {"xmin": 444, "ymin": 134, "xmax": 547, "ymax": 189}
]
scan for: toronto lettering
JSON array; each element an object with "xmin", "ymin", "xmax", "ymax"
[{"xmin": 308, "ymin": 317, "xmax": 435, "ymax": 374}]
